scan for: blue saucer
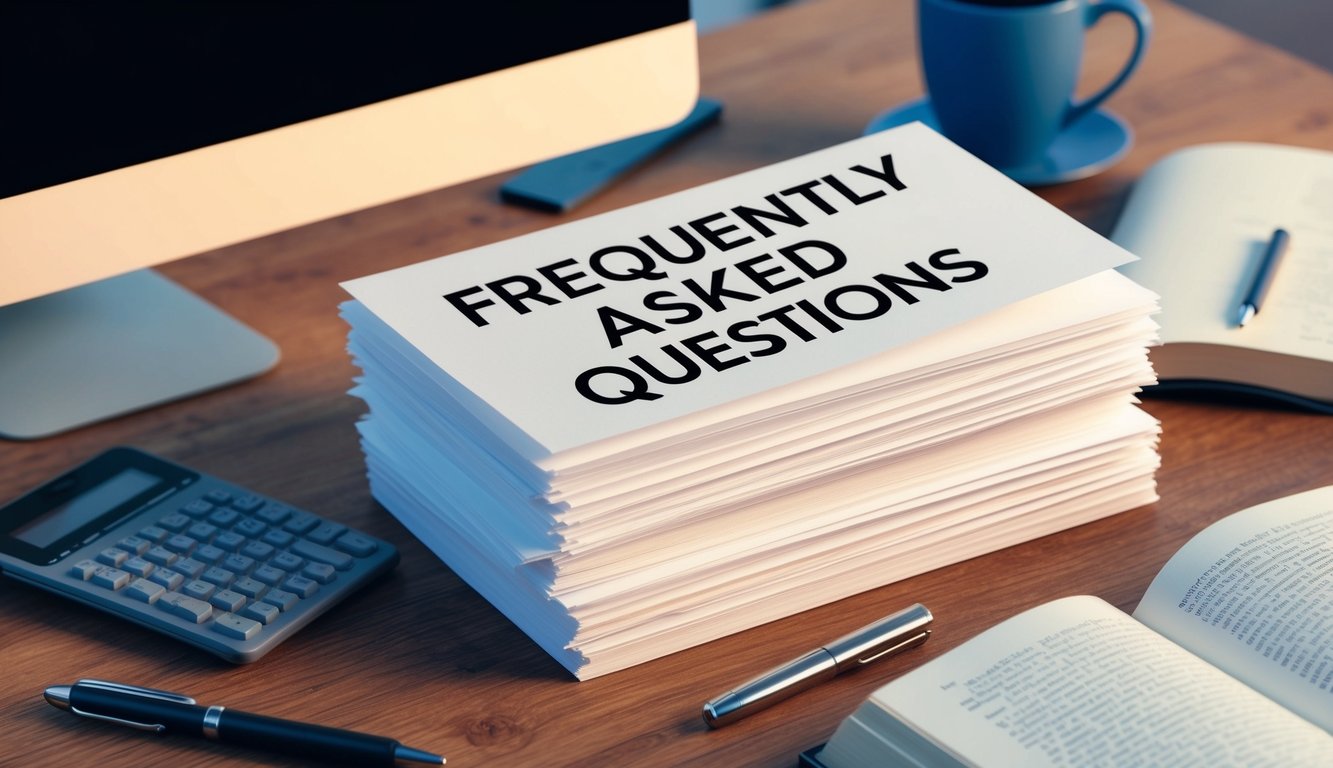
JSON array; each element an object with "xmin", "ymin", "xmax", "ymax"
[{"xmin": 865, "ymin": 99, "xmax": 1132, "ymax": 186}]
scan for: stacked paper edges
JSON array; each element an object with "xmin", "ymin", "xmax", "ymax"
[{"xmin": 341, "ymin": 123, "xmax": 1160, "ymax": 680}]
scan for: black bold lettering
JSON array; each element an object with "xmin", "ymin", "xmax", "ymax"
[
  {"xmin": 485, "ymin": 275, "xmax": 560, "ymax": 314},
  {"xmin": 821, "ymin": 173, "xmax": 886, "ymax": 205},
  {"xmin": 443, "ymin": 286, "xmax": 497, "ymax": 327},
  {"xmin": 536, "ymin": 258, "xmax": 603, "ymax": 299},
  {"xmin": 640, "ymin": 226, "xmax": 707, "ymax": 264},
  {"xmin": 727, "ymin": 320, "xmax": 787, "ymax": 357},
  {"xmin": 731, "ymin": 194, "xmax": 809, "ymax": 237},
  {"xmin": 679, "ymin": 331, "xmax": 748, "ymax": 372},
  {"xmin": 849, "ymin": 153, "xmax": 908, "ymax": 191},
  {"xmin": 780, "ymin": 240, "xmax": 847, "ymax": 279},
  {"xmin": 872, "ymin": 262, "xmax": 951, "ymax": 304},
  {"xmin": 680, "ymin": 269, "xmax": 762, "ymax": 312},
  {"xmin": 597, "ymin": 305, "xmax": 665, "ymax": 349},
  {"xmin": 575, "ymin": 367, "xmax": 662, "ymax": 405},
  {"xmin": 642, "ymin": 291, "xmax": 705, "ymax": 325},
  {"xmin": 630, "ymin": 346, "xmax": 702, "ymax": 385},
  {"xmin": 928, "ymin": 248, "xmax": 989, "ymax": 282},
  {"xmin": 734, "ymin": 253, "xmax": 804, "ymax": 294},
  {"xmin": 778, "ymin": 180, "xmax": 839, "ymax": 215},
  {"xmin": 689, "ymin": 212, "xmax": 755, "ymax": 252},
  {"xmin": 823, "ymin": 284, "xmax": 893, "ymax": 320}
]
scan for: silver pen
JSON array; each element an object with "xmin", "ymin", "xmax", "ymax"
[{"xmin": 702, "ymin": 603, "xmax": 932, "ymax": 728}]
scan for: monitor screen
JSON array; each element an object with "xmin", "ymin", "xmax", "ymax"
[
  {"xmin": 0, "ymin": 1, "xmax": 697, "ymax": 307},
  {"xmin": 3, "ymin": 2, "xmax": 690, "ymax": 199},
  {"xmin": 0, "ymin": 1, "xmax": 697, "ymax": 439}
]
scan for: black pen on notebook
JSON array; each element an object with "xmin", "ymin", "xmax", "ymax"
[
  {"xmin": 1235, "ymin": 227, "xmax": 1290, "ymax": 327},
  {"xmin": 702, "ymin": 603, "xmax": 932, "ymax": 728},
  {"xmin": 43, "ymin": 680, "xmax": 444, "ymax": 766}
]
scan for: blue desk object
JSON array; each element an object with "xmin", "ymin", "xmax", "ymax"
[{"xmin": 501, "ymin": 98, "xmax": 723, "ymax": 212}]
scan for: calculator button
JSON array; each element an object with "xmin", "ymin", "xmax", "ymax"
[
  {"xmin": 252, "ymin": 565, "xmax": 288, "ymax": 586},
  {"xmin": 138, "ymin": 525, "xmax": 169, "ymax": 544},
  {"xmin": 214, "ymin": 532, "xmax": 247, "ymax": 551},
  {"xmin": 212, "ymin": 612, "xmax": 260, "ymax": 640},
  {"xmin": 122, "ymin": 557, "xmax": 155, "ymax": 578},
  {"xmin": 116, "ymin": 536, "xmax": 151, "ymax": 557},
  {"xmin": 180, "ymin": 499, "xmax": 214, "ymax": 518},
  {"xmin": 68, "ymin": 559, "xmax": 100, "ymax": 580},
  {"xmin": 333, "ymin": 532, "xmax": 379, "ymax": 558},
  {"xmin": 261, "ymin": 588, "xmax": 299, "ymax": 612},
  {"xmin": 204, "ymin": 489, "xmax": 233, "ymax": 505},
  {"xmin": 291, "ymin": 540, "xmax": 353, "ymax": 571},
  {"xmin": 183, "ymin": 579, "xmax": 216, "ymax": 601},
  {"xmin": 125, "ymin": 578, "xmax": 166, "ymax": 604},
  {"xmin": 158, "ymin": 592, "xmax": 213, "ymax": 623},
  {"xmin": 164, "ymin": 534, "xmax": 197, "ymax": 555},
  {"xmin": 222, "ymin": 554, "xmax": 255, "ymax": 575},
  {"xmin": 234, "ymin": 518, "xmax": 267, "ymax": 538},
  {"xmin": 232, "ymin": 495, "xmax": 265, "ymax": 513},
  {"xmin": 240, "ymin": 602, "xmax": 280, "ymax": 625},
  {"xmin": 282, "ymin": 575, "xmax": 320, "ymax": 599},
  {"xmin": 261, "ymin": 529, "xmax": 295, "ymax": 549},
  {"xmin": 282, "ymin": 512, "xmax": 320, "ymax": 535},
  {"xmin": 270, "ymin": 552, "xmax": 304, "ymax": 572},
  {"xmin": 209, "ymin": 589, "xmax": 247, "ymax": 613},
  {"xmin": 92, "ymin": 567, "xmax": 131, "ymax": 591},
  {"xmin": 202, "ymin": 567, "xmax": 235, "ymax": 588},
  {"xmin": 254, "ymin": 504, "xmax": 291, "ymax": 526},
  {"xmin": 208, "ymin": 508, "xmax": 241, "ymax": 528},
  {"xmin": 301, "ymin": 562, "xmax": 336, "ymax": 585},
  {"xmin": 193, "ymin": 544, "xmax": 226, "ymax": 564},
  {"xmin": 240, "ymin": 541, "xmax": 275, "ymax": 561},
  {"xmin": 172, "ymin": 558, "xmax": 207, "ymax": 580},
  {"xmin": 148, "ymin": 569, "xmax": 184, "ymax": 591},
  {"xmin": 96, "ymin": 548, "xmax": 128, "ymax": 568},
  {"xmin": 232, "ymin": 577, "xmax": 268, "ymax": 599},
  {"xmin": 157, "ymin": 513, "xmax": 191, "ymax": 533},
  {"xmin": 306, "ymin": 522, "xmax": 346, "ymax": 546},
  {"xmin": 187, "ymin": 522, "xmax": 219, "ymax": 542},
  {"xmin": 144, "ymin": 547, "xmax": 179, "ymax": 567}
]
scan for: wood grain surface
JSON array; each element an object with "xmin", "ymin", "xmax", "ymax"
[{"xmin": 3, "ymin": 1, "xmax": 1331, "ymax": 765}]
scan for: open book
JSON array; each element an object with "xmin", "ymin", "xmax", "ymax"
[
  {"xmin": 811, "ymin": 485, "xmax": 1333, "ymax": 767},
  {"xmin": 1113, "ymin": 143, "xmax": 1333, "ymax": 410}
]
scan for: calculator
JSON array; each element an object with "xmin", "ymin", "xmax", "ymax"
[{"xmin": 0, "ymin": 447, "xmax": 398, "ymax": 663}]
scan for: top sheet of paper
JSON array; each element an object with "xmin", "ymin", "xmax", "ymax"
[{"xmin": 343, "ymin": 123, "xmax": 1135, "ymax": 456}]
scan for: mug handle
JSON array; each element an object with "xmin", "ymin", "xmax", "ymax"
[{"xmin": 1065, "ymin": 0, "xmax": 1152, "ymax": 128}]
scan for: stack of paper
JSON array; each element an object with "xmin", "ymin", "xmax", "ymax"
[{"xmin": 341, "ymin": 123, "xmax": 1160, "ymax": 679}]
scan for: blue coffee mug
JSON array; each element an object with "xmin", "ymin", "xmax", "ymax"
[{"xmin": 919, "ymin": 0, "xmax": 1151, "ymax": 168}]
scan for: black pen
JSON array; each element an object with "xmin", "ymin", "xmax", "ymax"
[
  {"xmin": 1235, "ymin": 227, "xmax": 1290, "ymax": 327},
  {"xmin": 44, "ymin": 679, "xmax": 444, "ymax": 766}
]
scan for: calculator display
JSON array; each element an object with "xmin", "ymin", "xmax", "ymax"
[{"xmin": 11, "ymin": 468, "xmax": 161, "ymax": 548}]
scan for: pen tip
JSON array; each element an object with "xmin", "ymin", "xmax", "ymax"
[
  {"xmin": 43, "ymin": 685, "xmax": 72, "ymax": 710},
  {"xmin": 394, "ymin": 745, "xmax": 446, "ymax": 766},
  {"xmin": 1235, "ymin": 304, "xmax": 1254, "ymax": 328}
]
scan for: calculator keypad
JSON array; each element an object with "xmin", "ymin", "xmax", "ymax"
[{"xmin": 55, "ymin": 482, "xmax": 396, "ymax": 662}]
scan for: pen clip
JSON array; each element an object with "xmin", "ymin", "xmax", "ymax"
[
  {"xmin": 857, "ymin": 628, "xmax": 931, "ymax": 665},
  {"xmin": 70, "ymin": 679, "xmax": 196, "ymax": 732}
]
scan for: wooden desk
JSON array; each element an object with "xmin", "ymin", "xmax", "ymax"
[{"xmin": 3, "ymin": 1, "xmax": 1331, "ymax": 765}]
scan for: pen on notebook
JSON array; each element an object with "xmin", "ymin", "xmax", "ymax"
[
  {"xmin": 702, "ymin": 603, "xmax": 932, "ymax": 728},
  {"xmin": 1235, "ymin": 227, "xmax": 1290, "ymax": 327},
  {"xmin": 43, "ymin": 680, "xmax": 444, "ymax": 767}
]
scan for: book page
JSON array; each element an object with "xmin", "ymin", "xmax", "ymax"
[
  {"xmin": 849, "ymin": 596, "xmax": 1332, "ymax": 768},
  {"xmin": 1133, "ymin": 485, "xmax": 1333, "ymax": 731},
  {"xmin": 1114, "ymin": 143, "xmax": 1333, "ymax": 362},
  {"xmin": 344, "ymin": 122, "xmax": 1135, "ymax": 456}
]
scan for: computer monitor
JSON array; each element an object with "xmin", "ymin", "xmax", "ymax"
[{"xmin": 0, "ymin": 1, "xmax": 698, "ymax": 439}]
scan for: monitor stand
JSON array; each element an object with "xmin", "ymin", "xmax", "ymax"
[{"xmin": 0, "ymin": 269, "xmax": 279, "ymax": 440}]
